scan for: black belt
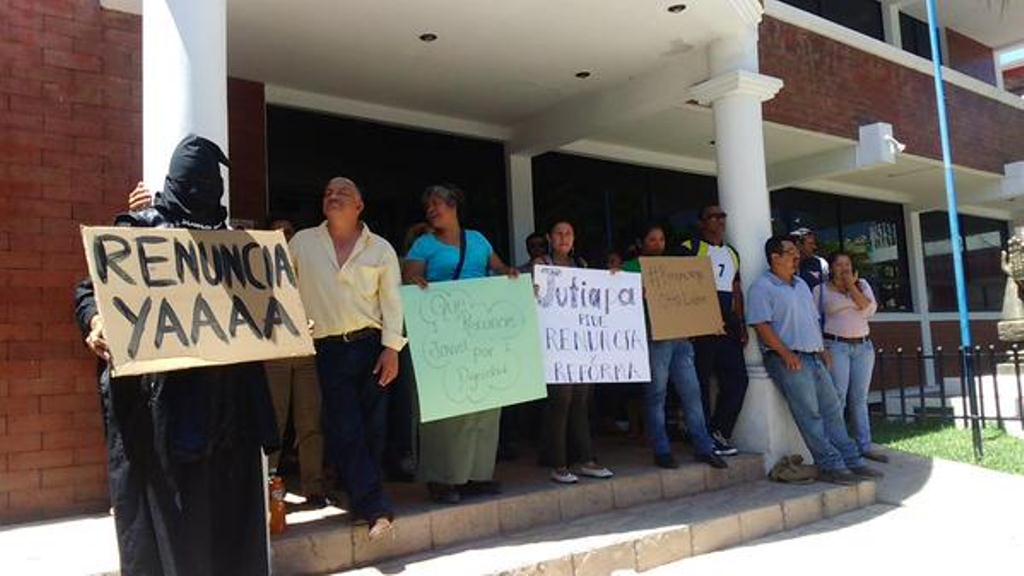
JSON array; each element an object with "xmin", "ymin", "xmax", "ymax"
[
  {"xmin": 319, "ymin": 327, "xmax": 381, "ymax": 344},
  {"xmin": 823, "ymin": 333, "xmax": 870, "ymax": 345}
]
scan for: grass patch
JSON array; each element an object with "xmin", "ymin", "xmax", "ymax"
[{"xmin": 872, "ymin": 418, "xmax": 1024, "ymax": 476}]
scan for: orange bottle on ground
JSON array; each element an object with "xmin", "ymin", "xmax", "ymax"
[{"xmin": 269, "ymin": 476, "xmax": 287, "ymax": 536}]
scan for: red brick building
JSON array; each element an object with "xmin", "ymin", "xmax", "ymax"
[{"xmin": 2, "ymin": 0, "xmax": 1023, "ymax": 523}]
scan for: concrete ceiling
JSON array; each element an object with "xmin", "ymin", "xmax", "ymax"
[
  {"xmin": 592, "ymin": 105, "xmax": 854, "ymax": 166},
  {"xmin": 225, "ymin": 0, "xmax": 749, "ymax": 125},
  {"xmin": 902, "ymin": 0, "xmax": 1024, "ymax": 49}
]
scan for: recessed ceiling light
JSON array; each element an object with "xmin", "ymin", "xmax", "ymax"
[
  {"xmin": 708, "ymin": 140, "xmax": 716, "ymax": 146},
  {"xmin": 575, "ymin": 71, "xmax": 592, "ymax": 79},
  {"xmin": 667, "ymin": 4, "xmax": 687, "ymax": 13},
  {"xmin": 419, "ymin": 33, "xmax": 438, "ymax": 42}
]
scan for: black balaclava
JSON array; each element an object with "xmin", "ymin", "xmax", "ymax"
[{"xmin": 154, "ymin": 134, "xmax": 230, "ymax": 230}]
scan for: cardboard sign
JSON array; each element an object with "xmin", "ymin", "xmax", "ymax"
[
  {"xmin": 81, "ymin": 226, "xmax": 315, "ymax": 377},
  {"xmin": 639, "ymin": 256, "xmax": 724, "ymax": 341},
  {"xmin": 534, "ymin": 265, "xmax": 650, "ymax": 384},
  {"xmin": 401, "ymin": 276, "xmax": 546, "ymax": 423}
]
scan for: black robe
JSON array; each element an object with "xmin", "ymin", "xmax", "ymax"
[
  {"xmin": 75, "ymin": 282, "xmax": 279, "ymax": 576},
  {"xmin": 74, "ymin": 136, "xmax": 279, "ymax": 576}
]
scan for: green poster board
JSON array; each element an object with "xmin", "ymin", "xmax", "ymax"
[{"xmin": 402, "ymin": 276, "xmax": 546, "ymax": 423}]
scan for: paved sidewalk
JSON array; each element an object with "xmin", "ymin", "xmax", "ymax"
[
  {"xmin": 627, "ymin": 449, "xmax": 1024, "ymax": 575},
  {"xmin": 0, "ymin": 513, "xmax": 119, "ymax": 576},
  {"xmin": 3, "ymin": 445, "xmax": 1021, "ymax": 575}
]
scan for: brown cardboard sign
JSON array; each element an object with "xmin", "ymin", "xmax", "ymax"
[
  {"xmin": 81, "ymin": 226, "xmax": 315, "ymax": 377},
  {"xmin": 639, "ymin": 256, "xmax": 724, "ymax": 341}
]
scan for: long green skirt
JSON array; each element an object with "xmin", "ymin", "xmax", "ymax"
[{"xmin": 418, "ymin": 408, "xmax": 500, "ymax": 485}]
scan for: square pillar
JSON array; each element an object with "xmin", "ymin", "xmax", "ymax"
[{"xmin": 506, "ymin": 152, "xmax": 536, "ymax": 266}]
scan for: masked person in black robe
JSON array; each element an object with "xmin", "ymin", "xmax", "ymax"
[{"xmin": 74, "ymin": 134, "xmax": 279, "ymax": 576}]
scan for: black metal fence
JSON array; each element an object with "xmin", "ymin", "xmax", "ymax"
[{"xmin": 872, "ymin": 345, "xmax": 1024, "ymax": 459}]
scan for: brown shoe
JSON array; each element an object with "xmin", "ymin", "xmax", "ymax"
[
  {"xmin": 850, "ymin": 465, "xmax": 884, "ymax": 479},
  {"xmin": 863, "ymin": 450, "xmax": 890, "ymax": 463},
  {"xmin": 818, "ymin": 469, "xmax": 860, "ymax": 486}
]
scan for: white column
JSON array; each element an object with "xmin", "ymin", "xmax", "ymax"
[
  {"xmin": 691, "ymin": 28, "xmax": 808, "ymax": 469},
  {"xmin": 143, "ymin": 0, "xmax": 230, "ymax": 212},
  {"xmin": 882, "ymin": 1, "xmax": 903, "ymax": 49},
  {"xmin": 506, "ymin": 152, "xmax": 536, "ymax": 266},
  {"xmin": 906, "ymin": 208, "xmax": 936, "ymax": 387}
]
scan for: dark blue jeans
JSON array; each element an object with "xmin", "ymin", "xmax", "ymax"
[
  {"xmin": 315, "ymin": 335, "xmax": 392, "ymax": 522},
  {"xmin": 646, "ymin": 339, "xmax": 716, "ymax": 456}
]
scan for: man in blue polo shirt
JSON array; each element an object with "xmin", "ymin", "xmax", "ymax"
[{"xmin": 747, "ymin": 235, "xmax": 882, "ymax": 485}]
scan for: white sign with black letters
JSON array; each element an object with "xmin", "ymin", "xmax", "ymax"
[{"xmin": 534, "ymin": 265, "xmax": 650, "ymax": 384}]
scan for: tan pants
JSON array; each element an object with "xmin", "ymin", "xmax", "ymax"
[{"xmin": 265, "ymin": 357, "xmax": 325, "ymax": 495}]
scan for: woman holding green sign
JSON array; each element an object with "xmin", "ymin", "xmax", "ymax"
[{"xmin": 404, "ymin": 184, "xmax": 519, "ymax": 504}]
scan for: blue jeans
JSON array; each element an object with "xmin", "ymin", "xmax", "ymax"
[
  {"xmin": 824, "ymin": 339, "xmax": 876, "ymax": 453},
  {"xmin": 646, "ymin": 340, "xmax": 715, "ymax": 456},
  {"xmin": 315, "ymin": 334, "xmax": 392, "ymax": 522},
  {"xmin": 764, "ymin": 351, "xmax": 864, "ymax": 472}
]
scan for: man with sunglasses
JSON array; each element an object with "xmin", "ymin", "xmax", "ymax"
[{"xmin": 681, "ymin": 205, "xmax": 747, "ymax": 457}]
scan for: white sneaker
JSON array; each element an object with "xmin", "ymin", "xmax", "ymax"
[
  {"xmin": 575, "ymin": 464, "xmax": 614, "ymax": 479},
  {"xmin": 550, "ymin": 469, "xmax": 579, "ymax": 484}
]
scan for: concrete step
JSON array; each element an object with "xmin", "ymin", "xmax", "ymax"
[
  {"xmin": 271, "ymin": 453, "xmax": 766, "ymax": 574},
  {"xmin": 341, "ymin": 479, "xmax": 877, "ymax": 576}
]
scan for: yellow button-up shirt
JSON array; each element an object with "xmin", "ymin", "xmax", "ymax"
[{"xmin": 289, "ymin": 222, "xmax": 406, "ymax": 351}]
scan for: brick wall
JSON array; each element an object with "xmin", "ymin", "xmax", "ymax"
[
  {"xmin": 760, "ymin": 17, "xmax": 1024, "ymax": 175},
  {"xmin": 945, "ymin": 29, "xmax": 997, "ymax": 86},
  {"xmin": 1005, "ymin": 66, "xmax": 1024, "ymax": 96},
  {"xmin": 0, "ymin": 1, "xmax": 268, "ymax": 524},
  {"xmin": 0, "ymin": 0, "xmax": 141, "ymax": 522}
]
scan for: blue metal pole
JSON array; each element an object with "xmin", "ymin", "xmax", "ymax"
[{"xmin": 924, "ymin": 0, "xmax": 983, "ymax": 459}]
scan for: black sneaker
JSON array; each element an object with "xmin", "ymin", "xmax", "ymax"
[
  {"xmin": 695, "ymin": 452, "xmax": 728, "ymax": 469},
  {"xmin": 712, "ymin": 431, "xmax": 739, "ymax": 456},
  {"xmin": 460, "ymin": 480, "xmax": 502, "ymax": 496},
  {"xmin": 654, "ymin": 453, "xmax": 680, "ymax": 469},
  {"xmin": 818, "ymin": 469, "xmax": 860, "ymax": 486},
  {"xmin": 427, "ymin": 482, "xmax": 461, "ymax": 504}
]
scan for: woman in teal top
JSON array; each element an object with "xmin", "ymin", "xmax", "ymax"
[{"xmin": 404, "ymin": 184, "xmax": 518, "ymax": 504}]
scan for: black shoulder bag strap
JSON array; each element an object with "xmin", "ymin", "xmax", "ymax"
[{"xmin": 452, "ymin": 228, "xmax": 468, "ymax": 280}]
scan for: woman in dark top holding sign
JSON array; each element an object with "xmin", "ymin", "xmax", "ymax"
[
  {"xmin": 623, "ymin": 223, "xmax": 727, "ymax": 471},
  {"xmin": 404, "ymin": 184, "xmax": 518, "ymax": 504},
  {"xmin": 537, "ymin": 221, "xmax": 614, "ymax": 483},
  {"xmin": 73, "ymin": 135, "xmax": 278, "ymax": 576}
]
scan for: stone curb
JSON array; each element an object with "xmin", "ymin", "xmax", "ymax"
[{"xmin": 273, "ymin": 455, "xmax": 765, "ymax": 574}]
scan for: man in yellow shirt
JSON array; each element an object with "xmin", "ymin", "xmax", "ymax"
[{"xmin": 289, "ymin": 177, "xmax": 405, "ymax": 540}]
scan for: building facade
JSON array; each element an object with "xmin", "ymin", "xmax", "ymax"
[{"xmin": 1, "ymin": 0, "xmax": 1023, "ymax": 522}]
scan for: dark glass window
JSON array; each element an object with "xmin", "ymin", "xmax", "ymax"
[
  {"xmin": 531, "ymin": 153, "xmax": 716, "ymax": 266},
  {"xmin": 266, "ymin": 106, "xmax": 509, "ymax": 259},
  {"xmin": 820, "ymin": 0, "xmax": 884, "ymax": 41},
  {"xmin": 779, "ymin": 0, "xmax": 884, "ymax": 41},
  {"xmin": 900, "ymin": 13, "xmax": 941, "ymax": 63},
  {"xmin": 771, "ymin": 189, "xmax": 912, "ymax": 312},
  {"xmin": 920, "ymin": 212, "xmax": 1007, "ymax": 312}
]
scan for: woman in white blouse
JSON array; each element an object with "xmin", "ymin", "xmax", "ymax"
[{"xmin": 813, "ymin": 253, "xmax": 888, "ymax": 463}]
